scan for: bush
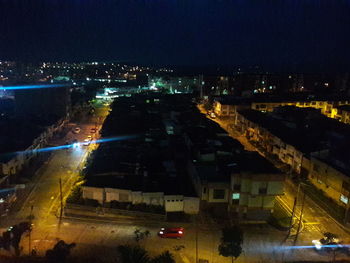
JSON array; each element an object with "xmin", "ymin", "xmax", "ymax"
[
  {"xmin": 66, "ymin": 186, "xmax": 84, "ymax": 205},
  {"xmin": 84, "ymin": 198, "xmax": 100, "ymax": 207}
]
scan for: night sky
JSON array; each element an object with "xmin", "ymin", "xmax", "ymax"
[{"xmin": 1, "ymin": 0, "xmax": 350, "ymax": 71}]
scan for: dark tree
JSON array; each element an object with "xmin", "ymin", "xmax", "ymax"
[
  {"xmin": 118, "ymin": 245, "xmax": 150, "ymax": 263},
  {"xmin": 0, "ymin": 221, "xmax": 32, "ymax": 255},
  {"xmin": 45, "ymin": 240, "xmax": 76, "ymax": 262},
  {"xmin": 218, "ymin": 226, "xmax": 243, "ymax": 263},
  {"xmin": 151, "ymin": 251, "xmax": 175, "ymax": 263}
]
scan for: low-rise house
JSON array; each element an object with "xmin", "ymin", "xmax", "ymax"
[
  {"xmin": 187, "ymin": 151, "xmax": 285, "ymax": 220},
  {"xmin": 230, "ymin": 152, "xmax": 284, "ymax": 220},
  {"xmin": 309, "ymin": 155, "xmax": 350, "ymax": 214},
  {"xmin": 235, "ymin": 107, "xmax": 329, "ymax": 174},
  {"xmin": 333, "ymin": 105, "xmax": 350, "ymax": 124},
  {"xmin": 212, "ymin": 97, "xmax": 250, "ymax": 117}
]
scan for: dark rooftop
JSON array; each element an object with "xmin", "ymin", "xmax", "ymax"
[{"xmin": 336, "ymin": 105, "xmax": 350, "ymax": 112}]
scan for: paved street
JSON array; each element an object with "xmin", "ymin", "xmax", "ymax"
[{"xmin": 0, "ymin": 101, "xmax": 110, "ymax": 252}]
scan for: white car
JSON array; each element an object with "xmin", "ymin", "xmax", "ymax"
[
  {"xmin": 312, "ymin": 240, "xmax": 323, "ymax": 250},
  {"xmin": 83, "ymin": 138, "xmax": 90, "ymax": 146}
]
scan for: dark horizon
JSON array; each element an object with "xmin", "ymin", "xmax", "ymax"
[{"xmin": 1, "ymin": 0, "xmax": 350, "ymax": 73}]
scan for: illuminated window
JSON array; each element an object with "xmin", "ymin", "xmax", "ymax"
[
  {"xmin": 232, "ymin": 193, "xmax": 240, "ymax": 200},
  {"xmin": 340, "ymin": 194, "xmax": 348, "ymax": 204}
]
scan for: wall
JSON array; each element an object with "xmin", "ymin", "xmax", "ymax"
[
  {"xmin": 82, "ymin": 186, "xmax": 104, "ymax": 203},
  {"xmin": 309, "ymin": 157, "xmax": 349, "ymax": 207},
  {"xmin": 82, "ymin": 186, "xmax": 200, "ymax": 214},
  {"xmin": 183, "ymin": 197, "xmax": 200, "ymax": 214},
  {"xmin": 207, "ymin": 182, "xmax": 230, "ymax": 203},
  {"xmin": 164, "ymin": 195, "xmax": 184, "ymax": 212}
]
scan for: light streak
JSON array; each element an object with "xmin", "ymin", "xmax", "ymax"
[
  {"xmin": 280, "ymin": 244, "xmax": 350, "ymax": 250},
  {"xmin": 0, "ymin": 135, "xmax": 140, "ymax": 158},
  {"xmin": 1, "ymin": 84, "xmax": 71, "ymax": 91}
]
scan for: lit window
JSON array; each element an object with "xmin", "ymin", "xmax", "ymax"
[
  {"xmin": 340, "ymin": 194, "xmax": 348, "ymax": 204},
  {"xmin": 232, "ymin": 193, "xmax": 240, "ymax": 200}
]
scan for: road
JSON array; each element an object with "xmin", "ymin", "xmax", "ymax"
[{"xmin": 0, "ymin": 100, "xmax": 110, "ymax": 252}]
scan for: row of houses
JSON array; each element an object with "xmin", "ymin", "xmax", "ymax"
[
  {"xmin": 229, "ymin": 105, "xmax": 350, "ymax": 217},
  {"xmin": 213, "ymin": 95, "xmax": 350, "ymax": 125},
  {"xmin": 0, "ymin": 118, "xmax": 67, "ymax": 181}
]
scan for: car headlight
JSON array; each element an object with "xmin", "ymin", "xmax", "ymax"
[
  {"xmin": 159, "ymin": 231, "xmax": 163, "ymax": 234},
  {"xmin": 312, "ymin": 240, "xmax": 322, "ymax": 250},
  {"xmin": 178, "ymin": 231, "xmax": 183, "ymax": 234}
]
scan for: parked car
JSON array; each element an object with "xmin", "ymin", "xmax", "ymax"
[
  {"xmin": 73, "ymin": 127, "xmax": 81, "ymax": 134},
  {"xmin": 158, "ymin": 227, "xmax": 184, "ymax": 239},
  {"xmin": 83, "ymin": 138, "xmax": 90, "ymax": 146}
]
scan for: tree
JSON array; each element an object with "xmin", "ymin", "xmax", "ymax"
[
  {"xmin": 151, "ymin": 251, "xmax": 175, "ymax": 263},
  {"xmin": 0, "ymin": 221, "xmax": 32, "ymax": 255},
  {"xmin": 45, "ymin": 240, "xmax": 76, "ymax": 262},
  {"xmin": 118, "ymin": 245, "xmax": 150, "ymax": 263},
  {"xmin": 218, "ymin": 226, "xmax": 243, "ymax": 263}
]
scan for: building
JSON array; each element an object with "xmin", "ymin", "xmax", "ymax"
[
  {"xmin": 230, "ymin": 152, "xmax": 284, "ymax": 220},
  {"xmin": 333, "ymin": 105, "xmax": 350, "ymax": 124},
  {"xmin": 212, "ymin": 97, "xmax": 250, "ymax": 117},
  {"xmin": 251, "ymin": 97, "xmax": 350, "ymax": 122},
  {"xmin": 234, "ymin": 107, "xmax": 329, "ymax": 174},
  {"xmin": 80, "ymin": 95, "xmax": 200, "ymax": 214},
  {"xmin": 148, "ymin": 75, "xmax": 201, "ymax": 94},
  {"xmin": 181, "ymin": 104, "xmax": 284, "ymax": 220}
]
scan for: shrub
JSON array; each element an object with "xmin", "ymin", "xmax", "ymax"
[
  {"xmin": 84, "ymin": 198, "xmax": 100, "ymax": 207},
  {"xmin": 66, "ymin": 186, "xmax": 84, "ymax": 205}
]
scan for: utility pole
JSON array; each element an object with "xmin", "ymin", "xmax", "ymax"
[
  {"xmin": 287, "ymin": 197, "xmax": 297, "ymax": 238},
  {"xmin": 195, "ymin": 215, "xmax": 198, "ymax": 263},
  {"xmin": 29, "ymin": 205, "xmax": 33, "ymax": 254},
  {"xmin": 293, "ymin": 191, "xmax": 306, "ymax": 245},
  {"xmin": 287, "ymin": 181, "xmax": 302, "ymax": 238},
  {"xmin": 59, "ymin": 178, "xmax": 63, "ymax": 220}
]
